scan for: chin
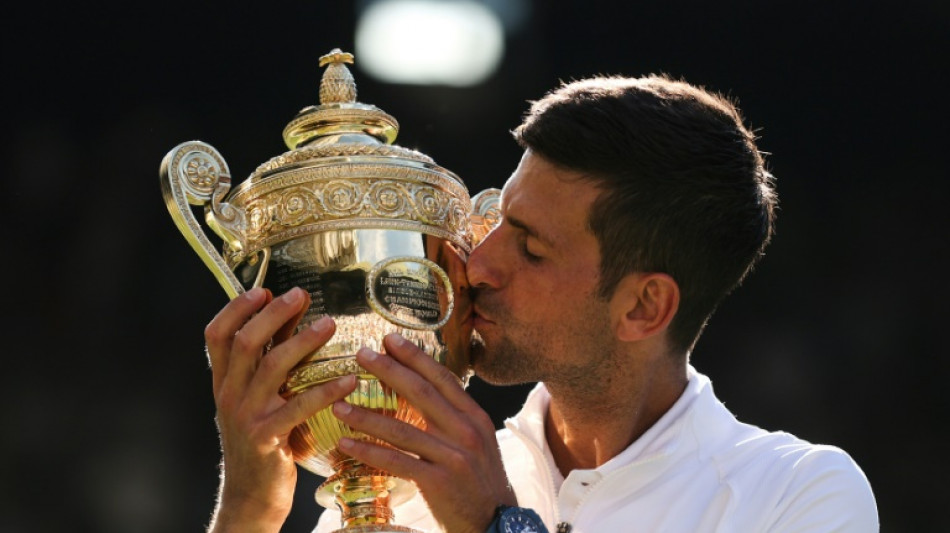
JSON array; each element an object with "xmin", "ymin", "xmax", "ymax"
[
  {"xmin": 469, "ymin": 334, "xmax": 503, "ymax": 381},
  {"xmin": 469, "ymin": 332, "xmax": 487, "ymax": 364}
]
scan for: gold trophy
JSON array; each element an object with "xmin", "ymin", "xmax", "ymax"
[{"xmin": 160, "ymin": 49, "xmax": 499, "ymax": 532}]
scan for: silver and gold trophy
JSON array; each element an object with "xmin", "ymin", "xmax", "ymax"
[{"xmin": 160, "ymin": 49, "xmax": 499, "ymax": 532}]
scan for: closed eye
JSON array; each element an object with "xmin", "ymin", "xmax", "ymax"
[{"xmin": 521, "ymin": 237, "xmax": 543, "ymax": 263}]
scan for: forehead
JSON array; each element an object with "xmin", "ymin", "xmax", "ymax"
[{"xmin": 500, "ymin": 151, "xmax": 601, "ymax": 245}]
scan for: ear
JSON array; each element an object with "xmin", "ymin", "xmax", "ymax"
[{"xmin": 609, "ymin": 273, "xmax": 680, "ymax": 343}]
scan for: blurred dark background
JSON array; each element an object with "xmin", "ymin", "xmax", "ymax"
[{"xmin": 2, "ymin": 1, "xmax": 947, "ymax": 531}]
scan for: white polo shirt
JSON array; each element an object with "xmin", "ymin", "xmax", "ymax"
[{"xmin": 315, "ymin": 367, "xmax": 878, "ymax": 532}]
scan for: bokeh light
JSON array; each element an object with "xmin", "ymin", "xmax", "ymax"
[{"xmin": 355, "ymin": 0, "xmax": 505, "ymax": 86}]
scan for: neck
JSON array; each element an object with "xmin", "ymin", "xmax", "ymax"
[{"xmin": 543, "ymin": 358, "xmax": 688, "ymax": 476}]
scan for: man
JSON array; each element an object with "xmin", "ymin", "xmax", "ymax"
[{"xmin": 204, "ymin": 75, "xmax": 878, "ymax": 532}]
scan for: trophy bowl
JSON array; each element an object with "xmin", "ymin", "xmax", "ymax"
[{"xmin": 160, "ymin": 49, "xmax": 500, "ymax": 533}]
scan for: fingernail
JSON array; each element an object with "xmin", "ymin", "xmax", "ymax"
[
  {"xmin": 333, "ymin": 401, "xmax": 352, "ymax": 416},
  {"xmin": 282, "ymin": 287, "xmax": 303, "ymax": 304},
  {"xmin": 310, "ymin": 316, "xmax": 332, "ymax": 332},
  {"xmin": 387, "ymin": 333, "xmax": 407, "ymax": 348},
  {"xmin": 245, "ymin": 287, "xmax": 266, "ymax": 303},
  {"xmin": 357, "ymin": 347, "xmax": 378, "ymax": 362},
  {"xmin": 338, "ymin": 437, "xmax": 354, "ymax": 450}
]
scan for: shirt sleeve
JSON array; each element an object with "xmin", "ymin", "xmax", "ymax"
[{"xmin": 766, "ymin": 445, "xmax": 879, "ymax": 532}]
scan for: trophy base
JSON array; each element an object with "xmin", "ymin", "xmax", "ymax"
[
  {"xmin": 317, "ymin": 464, "xmax": 421, "ymax": 533},
  {"xmin": 331, "ymin": 526, "xmax": 420, "ymax": 533}
]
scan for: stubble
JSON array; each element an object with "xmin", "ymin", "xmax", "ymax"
[{"xmin": 471, "ymin": 292, "xmax": 618, "ymax": 395}]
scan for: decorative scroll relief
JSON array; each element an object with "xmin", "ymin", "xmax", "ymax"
[
  {"xmin": 324, "ymin": 181, "xmax": 364, "ymax": 215},
  {"xmin": 284, "ymin": 357, "xmax": 364, "ymax": 394},
  {"xmin": 251, "ymin": 143, "xmax": 426, "ymax": 178},
  {"xmin": 169, "ymin": 144, "xmax": 247, "ymax": 261},
  {"xmin": 471, "ymin": 188, "xmax": 502, "ymax": 246},
  {"xmin": 228, "ymin": 168, "xmax": 472, "ymax": 256},
  {"xmin": 168, "ymin": 142, "xmax": 230, "ymax": 205},
  {"xmin": 237, "ymin": 159, "xmax": 469, "ymax": 201},
  {"xmin": 183, "ymin": 153, "xmax": 219, "ymax": 197},
  {"xmin": 161, "ymin": 141, "xmax": 246, "ymax": 298}
]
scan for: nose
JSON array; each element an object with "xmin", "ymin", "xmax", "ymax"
[{"xmin": 466, "ymin": 227, "xmax": 501, "ymax": 289}]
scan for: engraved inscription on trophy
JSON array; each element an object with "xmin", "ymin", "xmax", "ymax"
[
  {"xmin": 269, "ymin": 261, "xmax": 329, "ymax": 321},
  {"xmin": 368, "ymin": 257, "xmax": 452, "ymax": 330}
]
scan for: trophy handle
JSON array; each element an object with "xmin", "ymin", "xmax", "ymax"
[
  {"xmin": 471, "ymin": 188, "xmax": 501, "ymax": 247},
  {"xmin": 160, "ymin": 141, "xmax": 246, "ymax": 299}
]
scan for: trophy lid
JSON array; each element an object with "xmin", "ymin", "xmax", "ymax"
[
  {"xmin": 244, "ymin": 48, "xmax": 456, "ymax": 182},
  {"xmin": 212, "ymin": 49, "xmax": 472, "ymax": 264},
  {"xmin": 281, "ymin": 48, "xmax": 400, "ymax": 150}
]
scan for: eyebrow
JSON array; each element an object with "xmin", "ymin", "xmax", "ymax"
[{"xmin": 505, "ymin": 213, "xmax": 556, "ymax": 247}]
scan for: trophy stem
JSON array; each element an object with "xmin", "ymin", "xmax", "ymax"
[{"xmin": 319, "ymin": 458, "xmax": 420, "ymax": 533}]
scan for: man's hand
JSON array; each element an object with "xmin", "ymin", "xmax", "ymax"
[
  {"xmin": 331, "ymin": 333, "xmax": 516, "ymax": 533},
  {"xmin": 204, "ymin": 287, "xmax": 357, "ymax": 533}
]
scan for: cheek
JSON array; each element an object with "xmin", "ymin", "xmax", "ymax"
[
  {"xmin": 511, "ymin": 286, "xmax": 578, "ymax": 328},
  {"xmin": 504, "ymin": 261, "xmax": 601, "ymax": 323},
  {"xmin": 534, "ymin": 266, "xmax": 600, "ymax": 304}
]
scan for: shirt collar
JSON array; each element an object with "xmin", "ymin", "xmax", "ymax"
[{"xmin": 505, "ymin": 365, "xmax": 712, "ymax": 477}]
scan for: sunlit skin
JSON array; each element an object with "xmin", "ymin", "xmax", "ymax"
[
  {"xmin": 466, "ymin": 150, "xmax": 689, "ymax": 474},
  {"xmin": 204, "ymin": 151, "xmax": 689, "ymax": 533},
  {"xmin": 204, "ymin": 288, "xmax": 358, "ymax": 533},
  {"xmin": 334, "ymin": 150, "xmax": 686, "ymax": 494},
  {"xmin": 467, "ymin": 151, "xmax": 614, "ymax": 389}
]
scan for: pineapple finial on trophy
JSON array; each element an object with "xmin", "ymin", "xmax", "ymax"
[{"xmin": 318, "ymin": 48, "xmax": 357, "ymax": 104}]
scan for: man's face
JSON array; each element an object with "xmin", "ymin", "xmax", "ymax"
[{"xmin": 467, "ymin": 151, "xmax": 619, "ymax": 388}]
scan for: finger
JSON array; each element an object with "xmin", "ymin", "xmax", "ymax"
[
  {"xmin": 354, "ymin": 347, "xmax": 474, "ymax": 436},
  {"xmin": 268, "ymin": 375, "xmax": 357, "ymax": 437},
  {"xmin": 225, "ymin": 288, "xmax": 309, "ymax": 395},
  {"xmin": 205, "ymin": 287, "xmax": 269, "ymax": 396},
  {"xmin": 336, "ymin": 433, "xmax": 436, "ymax": 487},
  {"xmin": 332, "ymin": 401, "xmax": 447, "ymax": 462},
  {"xmin": 383, "ymin": 334, "xmax": 485, "ymax": 418},
  {"xmin": 272, "ymin": 290, "xmax": 311, "ymax": 346},
  {"xmin": 247, "ymin": 316, "xmax": 336, "ymax": 407}
]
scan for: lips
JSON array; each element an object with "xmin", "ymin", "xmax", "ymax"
[
  {"xmin": 471, "ymin": 289, "xmax": 500, "ymax": 329},
  {"xmin": 471, "ymin": 302, "xmax": 497, "ymax": 330},
  {"xmin": 472, "ymin": 307, "xmax": 490, "ymax": 322}
]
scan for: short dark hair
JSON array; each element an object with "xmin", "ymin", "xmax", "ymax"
[{"xmin": 513, "ymin": 74, "xmax": 777, "ymax": 354}]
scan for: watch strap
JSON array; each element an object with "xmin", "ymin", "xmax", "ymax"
[
  {"xmin": 485, "ymin": 504, "xmax": 548, "ymax": 533},
  {"xmin": 486, "ymin": 504, "xmax": 509, "ymax": 533}
]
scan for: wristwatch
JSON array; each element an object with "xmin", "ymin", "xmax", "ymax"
[{"xmin": 486, "ymin": 505, "xmax": 549, "ymax": 533}]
